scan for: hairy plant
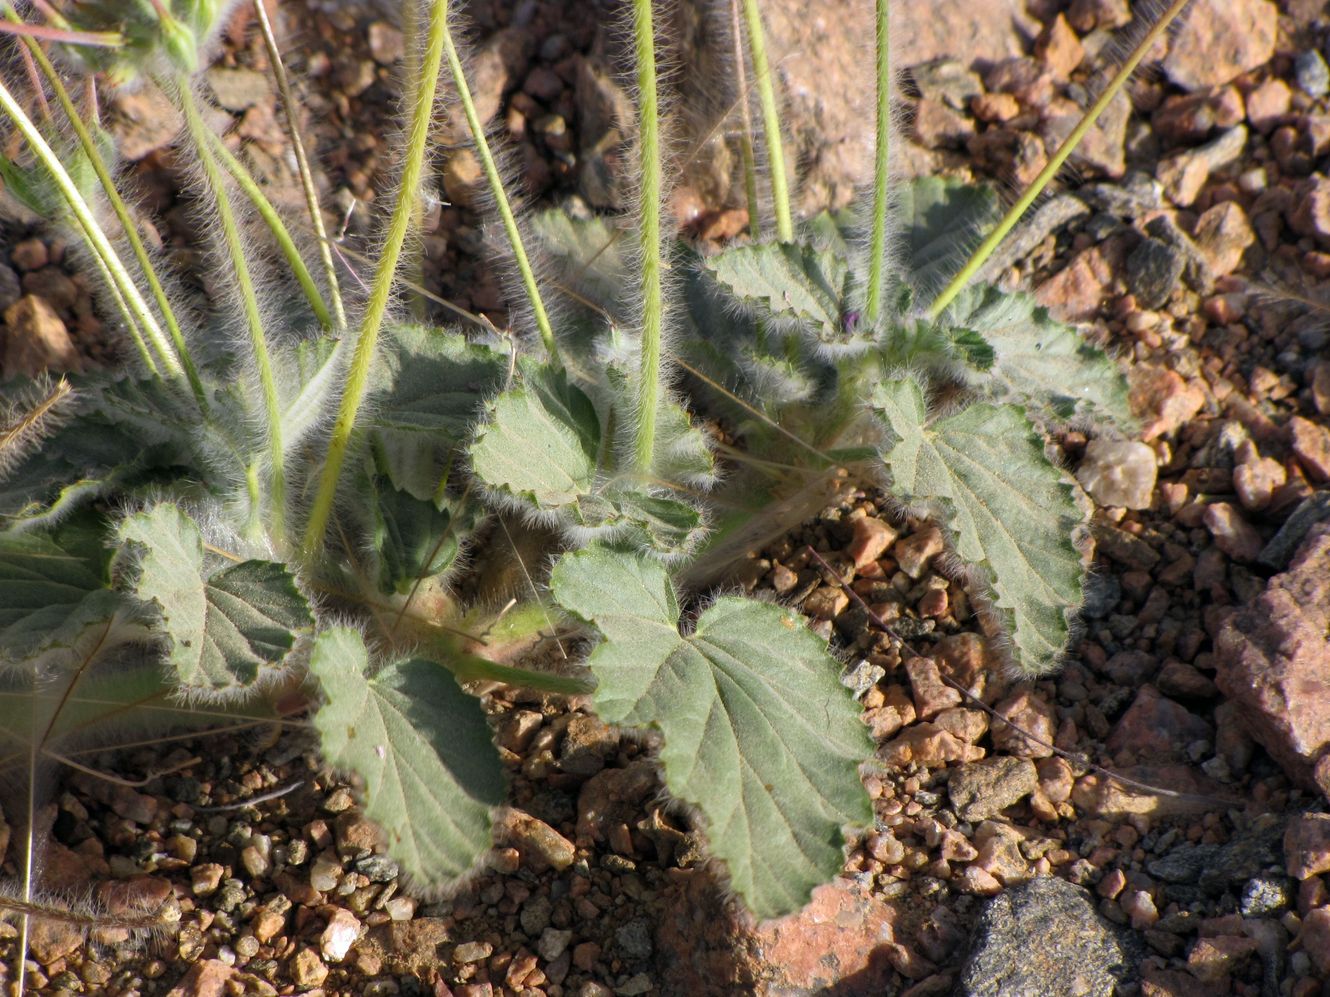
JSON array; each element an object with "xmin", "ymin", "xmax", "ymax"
[{"xmin": 0, "ymin": 0, "xmax": 1190, "ymax": 979}]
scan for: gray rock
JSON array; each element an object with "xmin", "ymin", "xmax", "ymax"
[
  {"xmin": 1258, "ymin": 492, "xmax": 1330, "ymax": 569},
  {"xmin": 614, "ymin": 918, "xmax": 653, "ymax": 961},
  {"xmin": 1240, "ymin": 875, "xmax": 1293, "ymax": 916},
  {"xmin": 354, "ymin": 854, "xmax": 399, "ymax": 883},
  {"xmin": 947, "ymin": 757, "xmax": 1038, "ymax": 822},
  {"xmin": 1295, "ymin": 49, "xmax": 1330, "ymax": 97},
  {"xmin": 957, "ymin": 876, "xmax": 1141, "ymax": 997},
  {"xmin": 1124, "ymin": 238, "xmax": 1185, "ymax": 309}
]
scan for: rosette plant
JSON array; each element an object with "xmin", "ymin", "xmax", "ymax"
[{"xmin": 0, "ymin": 0, "xmax": 1189, "ymax": 984}]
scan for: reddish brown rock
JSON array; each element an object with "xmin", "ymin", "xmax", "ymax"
[
  {"xmin": 1193, "ymin": 201, "xmax": 1255, "ymax": 276},
  {"xmin": 1286, "ymin": 812, "xmax": 1330, "ymax": 880},
  {"xmin": 1072, "ymin": 765, "xmax": 1224, "ymax": 816},
  {"xmin": 848, "ymin": 516, "xmax": 898, "ymax": 571},
  {"xmin": 906, "ymin": 656, "xmax": 962, "ymax": 720},
  {"xmin": 2, "ymin": 295, "xmax": 79, "ymax": 378},
  {"xmin": 1215, "ymin": 526, "xmax": 1330, "ymax": 790},
  {"xmin": 1245, "ymin": 78, "xmax": 1291, "ymax": 132},
  {"xmin": 1035, "ymin": 245, "xmax": 1114, "ymax": 322},
  {"xmin": 1203, "ymin": 502, "xmax": 1263, "ymax": 562},
  {"xmin": 750, "ymin": 878, "xmax": 905, "ymax": 990},
  {"xmin": 991, "ymin": 690, "xmax": 1056, "ymax": 759},
  {"xmin": 1300, "ymin": 906, "xmax": 1330, "ymax": 976},
  {"xmin": 1186, "ymin": 933, "xmax": 1259, "ymax": 984},
  {"xmin": 1290, "ymin": 416, "xmax": 1330, "ymax": 483},
  {"xmin": 164, "ymin": 959, "xmax": 237, "ymax": 997},
  {"xmin": 1035, "ymin": 14, "xmax": 1083, "ymax": 77},
  {"xmin": 1105, "ymin": 684, "xmax": 1213, "ymax": 762},
  {"xmin": 1163, "ymin": 0, "xmax": 1277, "ymax": 90},
  {"xmin": 1128, "ymin": 365, "xmax": 1206, "ymax": 441}
]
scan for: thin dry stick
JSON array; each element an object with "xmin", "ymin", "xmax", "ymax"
[{"xmin": 803, "ymin": 546, "xmax": 1243, "ymax": 808}]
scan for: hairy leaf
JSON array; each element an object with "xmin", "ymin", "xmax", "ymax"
[
  {"xmin": 873, "ymin": 378, "xmax": 1084, "ymax": 674},
  {"xmin": 938, "ymin": 283, "xmax": 1130, "ymax": 422},
  {"xmin": 371, "ymin": 482, "xmax": 475, "ymax": 594},
  {"xmin": 896, "ymin": 177, "xmax": 1001, "ymax": 295},
  {"xmin": 309, "ymin": 627, "xmax": 505, "ymax": 885},
  {"xmin": 371, "ymin": 326, "xmax": 507, "ymax": 500},
  {"xmin": 705, "ymin": 241, "xmax": 850, "ymax": 338},
  {"xmin": 550, "ymin": 547, "xmax": 872, "ymax": 918},
  {"xmin": 116, "ymin": 504, "xmax": 312, "ymax": 691},
  {"xmin": 470, "ymin": 365, "xmax": 601, "ymax": 510},
  {"xmin": 0, "ymin": 530, "xmax": 105, "ymax": 656}
]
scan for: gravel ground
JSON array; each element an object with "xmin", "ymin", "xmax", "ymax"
[{"xmin": 2, "ymin": 0, "xmax": 1330, "ymax": 995}]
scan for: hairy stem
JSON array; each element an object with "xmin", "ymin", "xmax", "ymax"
[
  {"xmin": 177, "ymin": 82, "xmax": 286, "ymax": 541},
  {"xmin": 927, "ymin": 0, "xmax": 1191, "ymax": 318},
  {"xmin": 741, "ymin": 0, "xmax": 792, "ymax": 242},
  {"xmin": 0, "ymin": 77, "xmax": 184, "ymax": 380},
  {"xmin": 403, "ymin": 0, "xmax": 428, "ymax": 321},
  {"xmin": 4, "ymin": 9, "xmax": 206, "ymax": 402},
  {"xmin": 441, "ymin": 5, "xmax": 557, "ymax": 361},
  {"xmin": 864, "ymin": 0, "xmax": 891, "ymax": 323},
  {"xmin": 631, "ymin": 0, "xmax": 663, "ymax": 472},
  {"xmin": 252, "ymin": 0, "xmax": 345, "ymax": 329},
  {"xmin": 729, "ymin": 0, "xmax": 761, "ymax": 239},
  {"xmin": 302, "ymin": 0, "xmax": 450, "ymax": 556},
  {"xmin": 208, "ymin": 131, "xmax": 335, "ymax": 331}
]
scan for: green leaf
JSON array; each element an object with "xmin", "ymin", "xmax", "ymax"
[
  {"xmin": 872, "ymin": 378, "xmax": 1084, "ymax": 674},
  {"xmin": 652, "ymin": 399, "xmax": 716, "ymax": 487},
  {"xmin": 370, "ymin": 326, "xmax": 507, "ymax": 500},
  {"xmin": 896, "ymin": 177, "xmax": 1001, "ymax": 295},
  {"xmin": 308, "ymin": 627, "xmax": 505, "ymax": 886},
  {"xmin": 550, "ymin": 547, "xmax": 872, "ymax": 918},
  {"xmin": 0, "ymin": 530, "xmax": 105, "ymax": 652},
  {"xmin": 470, "ymin": 364, "xmax": 601, "ymax": 510},
  {"xmin": 116, "ymin": 504, "xmax": 312, "ymax": 691},
  {"xmin": 371, "ymin": 482, "xmax": 475, "ymax": 595},
  {"xmin": 705, "ymin": 241, "xmax": 850, "ymax": 338},
  {"xmin": 938, "ymin": 283, "xmax": 1130, "ymax": 422},
  {"xmin": 281, "ymin": 336, "xmax": 343, "ymax": 447}
]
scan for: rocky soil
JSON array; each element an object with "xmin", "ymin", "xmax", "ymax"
[{"xmin": 2, "ymin": 0, "xmax": 1330, "ymax": 995}]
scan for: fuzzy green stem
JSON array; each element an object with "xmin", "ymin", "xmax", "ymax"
[
  {"xmin": 86, "ymin": 241, "xmax": 159, "ymax": 374},
  {"xmin": 5, "ymin": 11, "xmax": 206, "ymax": 402},
  {"xmin": 302, "ymin": 0, "xmax": 450, "ymax": 556},
  {"xmin": 927, "ymin": 0, "xmax": 1191, "ymax": 319},
  {"xmin": 441, "ymin": 7, "xmax": 557, "ymax": 361},
  {"xmin": 178, "ymin": 82, "xmax": 286, "ymax": 541},
  {"xmin": 0, "ymin": 77, "xmax": 185, "ymax": 380},
  {"xmin": 631, "ymin": 0, "xmax": 663, "ymax": 473},
  {"xmin": 403, "ymin": 0, "xmax": 428, "ymax": 322},
  {"xmin": 208, "ymin": 131, "xmax": 335, "ymax": 331},
  {"xmin": 252, "ymin": 0, "xmax": 345, "ymax": 329},
  {"xmin": 864, "ymin": 0, "xmax": 891, "ymax": 323},
  {"xmin": 729, "ymin": 0, "xmax": 761, "ymax": 240},
  {"xmin": 741, "ymin": 0, "xmax": 792, "ymax": 242}
]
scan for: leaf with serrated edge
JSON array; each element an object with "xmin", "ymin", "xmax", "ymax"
[
  {"xmin": 550, "ymin": 547, "xmax": 871, "ymax": 918},
  {"xmin": 873, "ymin": 378, "xmax": 1083, "ymax": 674},
  {"xmin": 116, "ymin": 504, "xmax": 312, "ymax": 691},
  {"xmin": 896, "ymin": 177, "xmax": 1001, "ymax": 296},
  {"xmin": 940, "ymin": 283, "xmax": 1130, "ymax": 422},
  {"xmin": 309, "ymin": 627, "xmax": 504, "ymax": 886},
  {"xmin": 705, "ymin": 242, "xmax": 849, "ymax": 337},
  {"xmin": 470, "ymin": 366, "xmax": 600, "ymax": 510}
]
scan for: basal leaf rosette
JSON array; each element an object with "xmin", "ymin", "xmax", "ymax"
[{"xmin": 550, "ymin": 546, "xmax": 872, "ymax": 919}]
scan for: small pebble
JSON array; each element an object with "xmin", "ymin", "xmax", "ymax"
[{"xmin": 1294, "ymin": 49, "xmax": 1330, "ymax": 97}]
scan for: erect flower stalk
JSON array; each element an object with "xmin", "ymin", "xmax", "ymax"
[
  {"xmin": 741, "ymin": 0, "xmax": 792, "ymax": 242},
  {"xmin": 0, "ymin": 77, "xmax": 186, "ymax": 381},
  {"xmin": 729, "ymin": 0, "xmax": 761, "ymax": 240},
  {"xmin": 207, "ymin": 130, "xmax": 335, "ymax": 332},
  {"xmin": 864, "ymin": 0, "xmax": 891, "ymax": 324},
  {"xmin": 2, "ymin": 3, "xmax": 207, "ymax": 404},
  {"xmin": 631, "ymin": 0, "xmax": 664, "ymax": 473},
  {"xmin": 251, "ymin": 0, "xmax": 346, "ymax": 330},
  {"xmin": 302, "ymin": 0, "xmax": 450, "ymax": 557},
  {"xmin": 177, "ymin": 81, "xmax": 287, "ymax": 542},
  {"xmin": 927, "ymin": 0, "xmax": 1192, "ymax": 318},
  {"xmin": 441, "ymin": 4, "xmax": 558, "ymax": 362}
]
